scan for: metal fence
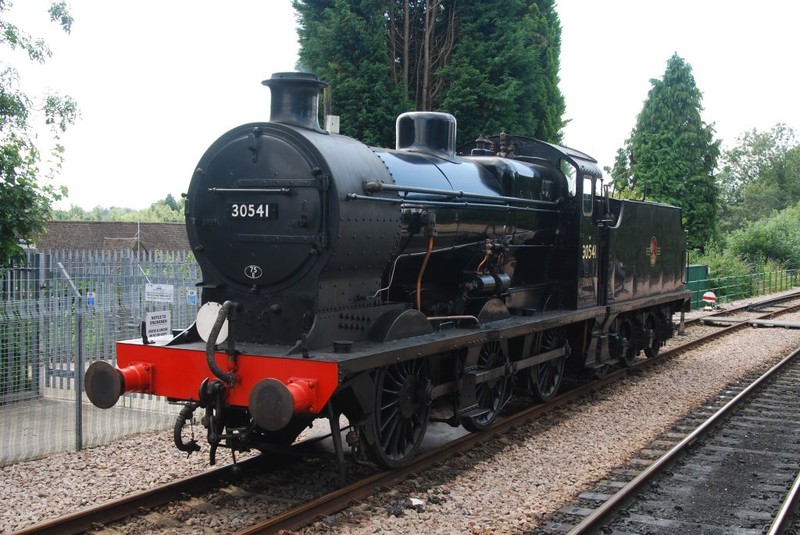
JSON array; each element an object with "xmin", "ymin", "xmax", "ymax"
[
  {"xmin": 0, "ymin": 250, "xmax": 201, "ymax": 465},
  {"xmin": 686, "ymin": 268, "xmax": 799, "ymax": 309}
]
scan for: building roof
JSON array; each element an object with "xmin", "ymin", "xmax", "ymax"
[{"xmin": 33, "ymin": 221, "xmax": 191, "ymax": 252}]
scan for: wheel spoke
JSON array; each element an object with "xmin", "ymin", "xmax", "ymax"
[
  {"xmin": 387, "ymin": 367, "xmax": 405, "ymax": 385},
  {"xmin": 379, "ymin": 397, "xmax": 399, "ymax": 411},
  {"xmin": 540, "ymin": 363, "xmax": 551, "ymax": 389},
  {"xmin": 399, "ymin": 419, "xmax": 415, "ymax": 453}
]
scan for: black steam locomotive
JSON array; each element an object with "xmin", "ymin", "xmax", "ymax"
[{"xmin": 85, "ymin": 72, "xmax": 689, "ymax": 468}]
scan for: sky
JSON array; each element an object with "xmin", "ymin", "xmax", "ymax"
[{"xmin": 8, "ymin": 1, "xmax": 800, "ymax": 211}]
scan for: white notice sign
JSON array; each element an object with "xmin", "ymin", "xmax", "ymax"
[
  {"xmin": 145, "ymin": 311, "xmax": 171, "ymax": 340},
  {"xmin": 145, "ymin": 283, "xmax": 174, "ymax": 303}
]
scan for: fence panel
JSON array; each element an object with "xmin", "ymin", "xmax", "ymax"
[
  {"xmin": 0, "ymin": 253, "xmax": 43, "ymax": 404},
  {"xmin": 0, "ymin": 249, "xmax": 201, "ymax": 466},
  {"xmin": 686, "ymin": 269, "xmax": 798, "ymax": 309}
]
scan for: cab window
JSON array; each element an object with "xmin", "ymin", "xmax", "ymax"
[
  {"xmin": 582, "ymin": 175, "xmax": 594, "ymax": 217},
  {"xmin": 560, "ymin": 159, "xmax": 577, "ymax": 197}
]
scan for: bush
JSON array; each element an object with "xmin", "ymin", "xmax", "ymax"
[
  {"xmin": 727, "ymin": 201, "xmax": 800, "ymax": 269},
  {"xmin": 693, "ymin": 242, "xmax": 751, "ymax": 279}
]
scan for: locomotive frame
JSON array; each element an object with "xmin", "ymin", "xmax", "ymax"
[{"xmin": 85, "ymin": 72, "xmax": 690, "ymax": 468}]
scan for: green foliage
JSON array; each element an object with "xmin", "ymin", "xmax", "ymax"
[
  {"xmin": 717, "ymin": 124, "xmax": 796, "ymax": 202},
  {"xmin": 690, "ymin": 241, "xmax": 750, "ymax": 302},
  {"xmin": 164, "ymin": 193, "xmax": 179, "ymax": 211},
  {"xmin": 294, "ymin": 0, "xmax": 564, "ymax": 147},
  {"xmin": 438, "ymin": 0, "xmax": 565, "ymax": 144},
  {"xmin": 53, "ymin": 195, "xmax": 186, "ymax": 223},
  {"xmin": 688, "ymin": 198, "xmax": 800, "ymax": 302},
  {"xmin": 47, "ymin": 1, "xmax": 72, "ymax": 32},
  {"xmin": 0, "ymin": 1, "xmax": 77, "ymax": 266},
  {"xmin": 692, "ymin": 241, "xmax": 752, "ymax": 280},
  {"xmin": 610, "ymin": 54, "xmax": 719, "ymax": 249},
  {"xmin": 725, "ymin": 201, "xmax": 800, "ymax": 269},
  {"xmin": 716, "ymin": 124, "xmax": 800, "ymax": 233},
  {"xmin": 385, "ymin": 0, "xmax": 458, "ymax": 112},
  {"xmin": 690, "ymin": 241, "xmax": 796, "ymax": 303},
  {"xmin": 606, "ymin": 148, "xmax": 638, "ymax": 200}
]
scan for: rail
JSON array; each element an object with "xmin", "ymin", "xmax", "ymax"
[{"xmin": 567, "ymin": 344, "xmax": 800, "ymax": 534}]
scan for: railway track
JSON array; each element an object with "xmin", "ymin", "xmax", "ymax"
[
  {"xmin": 541, "ymin": 342, "xmax": 800, "ymax": 534},
  {"xmin": 13, "ymin": 290, "xmax": 800, "ymax": 535},
  {"xmin": 681, "ymin": 290, "xmax": 800, "ymax": 333}
]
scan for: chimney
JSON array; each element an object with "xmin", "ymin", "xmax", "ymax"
[{"xmin": 262, "ymin": 72, "xmax": 327, "ymax": 132}]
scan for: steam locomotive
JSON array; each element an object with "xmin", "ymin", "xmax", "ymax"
[{"xmin": 85, "ymin": 72, "xmax": 689, "ymax": 468}]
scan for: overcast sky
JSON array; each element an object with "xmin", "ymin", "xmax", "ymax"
[{"xmin": 8, "ymin": 1, "xmax": 800, "ymax": 210}]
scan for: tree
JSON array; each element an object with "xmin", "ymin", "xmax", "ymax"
[
  {"xmin": 0, "ymin": 1, "xmax": 77, "ymax": 266},
  {"xmin": 53, "ymin": 194, "xmax": 186, "ymax": 222},
  {"xmin": 164, "ymin": 193, "xmax": 180, "ymax": 211},
  {"xmin": 438, "ymin": 0, "xmax": 564, "ymax": 144},
  {"xmin": 294, "ymin": 0, "xmax": 565, "ymax": 147},
  {"xmin": 386, "ymin": 0, "xmax": 457, "ymax": 112},
  {"xmin": 717, "ymin": 124, "xmax": 796, "ymax": 203},
  {"xmin": 716, "ymin": 124, "xmax": 800, "ymax": 233},
  {"xmin": 610, "ymin": 54, "xmax": 719, "ymax": 248}
]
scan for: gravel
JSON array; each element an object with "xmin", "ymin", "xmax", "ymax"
[
  {"xmin": 3, "ymin": 295, "xmax": 800, "ymax": 534},
  {"xmin": 0, "ymin": 432, "xmax": 221, "ymax": 533}
]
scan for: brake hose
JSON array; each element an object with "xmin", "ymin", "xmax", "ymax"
[{"xmin": 206, "ymin": 300, "xmax": 237, "ymax": 386}]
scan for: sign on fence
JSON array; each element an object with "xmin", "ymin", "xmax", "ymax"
[
  {"xmin": 145, "ymin": 310, "xmax": 171, "ymax": 340},
  {"xmin": 145, "ymin": 283, "xmax": 174, "ymax": 303}
]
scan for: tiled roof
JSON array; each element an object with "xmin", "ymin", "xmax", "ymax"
[{"xmin": 33, "ymin": 221, "xmax": 191, "ymax": 252}]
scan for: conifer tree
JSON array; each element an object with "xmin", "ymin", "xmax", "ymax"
[
  {"xmin": 437, "ymin": 0, "xmax": 564, "ymax": 144},
  {"xmin": 611, "ymin": 54, "xmax": 719, "ymax": 248},
  {"xmin": 294, "ymin": 0, "xmax": 565, "ymax": 147}
]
